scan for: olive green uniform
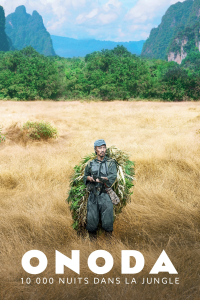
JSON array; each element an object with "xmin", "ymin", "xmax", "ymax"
[{"xmin": 83, "ymin": 156, "xmax": 117, "ymax": 232}]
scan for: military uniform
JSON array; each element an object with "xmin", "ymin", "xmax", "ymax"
[{"xmin": 83, "ymin": 155, "xmax": 117, "ymax": 233}]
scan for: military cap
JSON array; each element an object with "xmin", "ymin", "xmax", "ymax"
[{"xmin": 94, "ymin": 139, "xmax": 106, "ymax": 148}]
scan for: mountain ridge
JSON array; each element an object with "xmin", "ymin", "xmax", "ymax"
[
  {"xmin": 5, "ymin": 5, "xmax": 55, "ymax": 56},
  {"xmin": 51, "ymin": 35, "xmax": 145, "ymax": 58},
  {"xmin": 0, "ymin": 5, "xmax": 13, "ymax": 51},
  {"xmin": 141, "ymin": 0, "xmax": 194, "ymax": 60}
]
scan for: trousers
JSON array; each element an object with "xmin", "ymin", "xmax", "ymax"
[{"xmin": 86, "ymin": 192, "xmax": 113, "ymax": 232}]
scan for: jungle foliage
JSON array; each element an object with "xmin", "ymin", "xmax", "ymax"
[
  {"xmin": 1, "ymin": 45, "xmax": 200, "ymax": 101},
  {"xmin": 0, "ymin": 46, "xmax": 61, "ymax": 100},
  {"xmin": 53, "ymin": 45, "xmax": 200, "ymax": 101}
]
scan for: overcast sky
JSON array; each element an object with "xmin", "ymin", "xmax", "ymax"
[{"xmin": 0, "ymin": 0, "xmax": 186, "ymax": 41}]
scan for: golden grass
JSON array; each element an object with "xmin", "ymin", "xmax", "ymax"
[{"xmin": 0, "ymin": 100, "xmax": 200, "ymax": 300}]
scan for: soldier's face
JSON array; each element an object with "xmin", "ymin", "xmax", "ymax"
[{"xmin": 96, "ymin": 145, "xmax": 106, "ymax": 157}]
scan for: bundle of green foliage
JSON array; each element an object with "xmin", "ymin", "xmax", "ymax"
[
  {"xmin": 22, "ymin": 121, "xmax": 58, "ymax": 140},
  {"xmin": 67, "ymin": 146, "xmax": 135, "ymax": 236},
  {"xmin": 0, "ymin": 46, "xmax": 60, "ymax": 100}
]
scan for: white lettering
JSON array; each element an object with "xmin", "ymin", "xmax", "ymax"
[
  {"xmin": 121, "ymin": 250, "xmax": 145, "ymax": 274},
  {"xmin": 150, "ymin": 250, "xmax": 178, "ymax": 274},
  {"xmin": 21, "ymin": 250, "xmax": 47, "ymax": 275},
  {"xmin": 55, "ymin": 250, "xmax": 80, "ymax": 274},
  {"xmin": 88, "ymin": 250, "xmax": 113, "ymax": 274}
]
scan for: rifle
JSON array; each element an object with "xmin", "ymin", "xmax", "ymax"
[
  {"xmin": 92, "ymin": 175, "xmax": 108, "ymax": 185},
  {"xmin": 92, "ymin": 175, "xmax": 120, "ymax": 205}
]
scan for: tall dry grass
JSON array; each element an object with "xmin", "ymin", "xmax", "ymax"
[{"xmin": 0, "ymin": 100, "xmax": 200, "ymax": 300}]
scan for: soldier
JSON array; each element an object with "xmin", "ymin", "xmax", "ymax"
[{"xmin": 83, "ymin": 139, "xmax": 117, "ymax": 240}]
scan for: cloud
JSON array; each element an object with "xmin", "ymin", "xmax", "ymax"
[
  {"xmin": 75, "ymin": 0, "xmax": 123, "ymax": 26},
  {"xmin": 0, "ymin": 0, "xmax": 188, "ymax": 42},
  {"xmin": 98, "ymin": 13, "xmax": 118, "ymax": 24},
  {"xmin": 86, "ymin": 9, "xmax": 98, "ymax": 19},
  {"xmin": 130, "ymin": 23, "xmax": 156, "ymax": 33},
  {"xmin": 103, "ymin": 0, "xmax": 122, "ymax": 13},
  {"xmin": 118, "ymin": 28, "xmax": 125, "ymax": 38},
  {"xmin": 1, "ymin": 0, "xmax": 50, "ymax": 15}
]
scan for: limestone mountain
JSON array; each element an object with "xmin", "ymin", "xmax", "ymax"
[
  {"xmin": 142, "ymin": 0, "xmax": 200, "ymax": 64},
  {"xmin": 167, "ymin": 0, "xmax": 200, "ymax": 64},
  {"xmin": 167, "ymin": 21, "xmax": 200, "ymax": 64},
  {"xmin": 0, "ymin": 5, "xmax": 13, "ymax": 51},
  {"xmin": 5, "ymin": 5, "xmax": 55, "ymax": 56},
  {"xmin": 141, "ymin": 0, "xmax": 194, "ymax": 60}
]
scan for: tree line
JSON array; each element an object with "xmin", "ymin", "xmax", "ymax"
[{"xmin": 1, "ymin": 45, "xmax": 200, "ymax": 101}]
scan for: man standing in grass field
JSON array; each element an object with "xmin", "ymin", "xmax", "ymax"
[{"xmin": 83, "ymin": 139, "xmax": 117, "ymax": 240}]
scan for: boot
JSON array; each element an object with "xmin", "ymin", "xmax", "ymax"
[{"xmin": 88, "ymin": 231, "xmax": 97, "ymax": 241}]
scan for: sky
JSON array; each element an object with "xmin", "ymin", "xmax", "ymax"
[{"xmin": 0, "ymin": 0, "xmax": 186, "ymax": 41}]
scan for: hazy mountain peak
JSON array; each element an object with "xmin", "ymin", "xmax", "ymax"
[
  {"xmin": 6, "ymin": 5, "xmax": 55, "ymax": 56},
  {"xmin": 15, "ymin": 5, "xmax": 26, "ymax": 14},
  {"xmin": 32, "ymin": 10, "xmax": 41, "ymax": 18}
]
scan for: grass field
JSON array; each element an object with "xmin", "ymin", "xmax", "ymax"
[{"xmin": 0, "ymin": 100, "xmax": 200, "ymax": 300}]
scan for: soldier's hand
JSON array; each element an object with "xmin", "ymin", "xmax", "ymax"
[
  {"xmin": 87, "ymin": 176, "xmax": 95, "ymax": 182},
  {"xmin": 101, "ymin": 177, "xmax": 108, "ymax": 181}
]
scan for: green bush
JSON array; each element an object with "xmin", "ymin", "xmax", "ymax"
[{"xmin": 22, "ymin": 121, "xmax": 58, "ymax": 140}]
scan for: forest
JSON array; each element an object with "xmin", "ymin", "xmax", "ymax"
[{"xmin": 1, "ymin": 45, "xmax": 200, "ymax": 101}]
